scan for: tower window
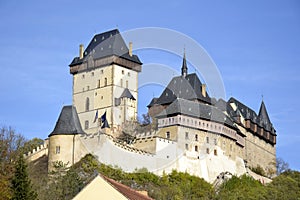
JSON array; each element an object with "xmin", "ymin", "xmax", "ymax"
[
  {"xmin": 97, "ymin": 80, "xmax": 100, "ymax": 88},
  {"xmin": 104, "ymin": 78, "xmax": 107, "ymax": 86},
  {"xmin": 126, "ymin": 80, "xmax": 128, "ymax": 88},
  {"xmin": 206, "ymin": 148, "xmax": 209, "ymax": 154},
  {"xmin": 195, "ymin": 145, "xmax": 198, "ymax": 152},
  {"xmin": 84, "ymin": 120, "xmax": 89, "ymax": 130},
  {"xmin": 55, "ymin": 146, "xmax": 60, "ymax": 154},
  {"xmin": 185, "ymin": 144, "xmax": 188, "ymax": 150},
  {"xmin": 122, "ymin": 70, "xmax": 124, "ymax": 75},
  {"xmin": 214, "ymin": 149, "xmax": 217, "ymax": 156},
  {"xmin": 206, "ymin": 137, "xmax": 209, "ymax": 144},
  {"xmin": 85, "ymin": 97, "xmax": 90, "ymax": 111},
  {"xmin": 128, "ymin": 72, "xmax": 130, "ymax": 76},
  {"xmin": 166, "ymin": 131, "xmax": 170, "ymax": 139},
  {"xmin": 214, "ymin": 138, "xmax": 217, "ymax": 145},
  {"xmin": 101, "ymin": 69, "xmax": 104, "ymax": 74},
  {"xmin": 91, "ymin": 72, "xmax": 94, "ymax": 76},
  {"xmin": 185, "ymin": 132, "xmax": 189, "ymax": 140},
  {"xmin": 195, "ymin": 134, "xmax": 198, "ymax": 141},
  {"xmin": 82, "ymin": 74, "xmax": 85, "ymax": 79}
]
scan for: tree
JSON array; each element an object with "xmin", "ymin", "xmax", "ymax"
[
  {"xmin": 11, "ymin": 155, "xmax": 37, "ymax": 200},
  {"xmin": 276, "ymin": 157, "xmax": 289, "ymax": 175},
  {"xmin": 216, "ymin": 175, "xmax": 267, "ymax": 200},
  {"xmin": 0, "ymin": 126, "xmax": 27, "ymax": 200}
]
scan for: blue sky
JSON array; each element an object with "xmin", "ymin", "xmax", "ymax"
[{"xmin": 0, "ymin": 0, "xmax": 299, "ymax": 170}]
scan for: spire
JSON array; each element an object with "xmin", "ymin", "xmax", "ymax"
[
  {"xmin": 181, "ymin": 48, "xmax": 188, "ymax": 77},
  {"xmin": 258, "ymin": 100, "xmax": 271, "ymax": 125}
]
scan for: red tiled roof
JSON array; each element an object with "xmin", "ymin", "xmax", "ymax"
[{"xmin": 102, "ymin": 175, "xmax": 154, "ymax": 200}]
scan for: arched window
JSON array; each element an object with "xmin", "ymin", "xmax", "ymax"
[{"xmin": 85, "ymin": 97, "xmax": 90, "ymax": 111}]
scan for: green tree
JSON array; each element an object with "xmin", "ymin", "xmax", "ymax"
[
  {"xmin": 216, "ymin": 175, "xmax": 267, "ymax": 200},
  {"xmin": 266, "ymin": 170, "xmax": 300, "ymax": 200},
  {"xmin": 11, "ymin": 155, "xmax": 37, "ymax": 200}
]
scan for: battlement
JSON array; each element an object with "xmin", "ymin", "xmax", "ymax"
[{"xmin": 24, "ymin": 139, "xmax": 49, "ymax": 162}]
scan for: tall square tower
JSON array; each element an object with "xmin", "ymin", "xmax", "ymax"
[{"xmin": 69, "ymin": 29, "xmax": 142, "ymax": 134}]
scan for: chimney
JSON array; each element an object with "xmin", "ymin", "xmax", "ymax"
[
  {"xmin": 202, "ymin": 84, "xmax": 206, "ymax": 97},
  {"xmin": 129, "ymin": 42, "xmax": 133, "ymax": 57},
  {"xmin": 79, "ymin": 44, "xmax": 84, "ymax": 59}
]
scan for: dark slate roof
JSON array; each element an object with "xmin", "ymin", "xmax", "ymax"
[
  {"xmin": 120, "ymin": 88, "xmax": 136, "ymax": 100},
  {"xmin": 227, "ymin": 97, "xmax": 258, "ymax": 123},
  {"xmin": 69, "ymin": 29, "xmax": 142, "ymax": 66},
  {"xmin": 181, "ymin": 51, "xmax": 188, "ymax": 76},
  {"xmin": 258, "ymin": 100, "xmax": 273, "ymax": 131},
  {"xmin": 147, "ymin": 97, "xmax": 158, "ymax": 108},
  {"xmin": 156, "ymin": 98, "xmax": 235, "ymax": 128},
  {"xmin": 153, "ymin": 73, "xmax": 211, "ymax": 106},
  {"xmin": 227, "ymin": 97, "xmax": 275, "ymax": 134},
  {"xmin": 49, "ymin": 105, "xmax": 85, "ymax": 137}
]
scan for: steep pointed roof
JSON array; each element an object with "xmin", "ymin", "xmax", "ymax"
[
  {"xmin": 181, "ymin": 50, "xmax": 188, "ymax": 77},
  {"xmin": 49, "ymin": 105, "xmax": 85, "ymax": 137},
  {"xmin": 70, "ymin": 29, "xmax": 142, "ymax": 66},
  {"xmin": 258, "ymin": 100, "xmax": 271, "ymax": 126},
  {"xmin": 120, "ymin": 88, "xmax": 136, "ymax": 100}
]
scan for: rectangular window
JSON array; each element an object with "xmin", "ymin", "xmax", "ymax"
[
  {"xmin": 195, "ymin": 145, "xmax": 198, "ymax": 152},
  {"xmin": 195, "ymin": 134, "xmax": 198, "ymax": 141},
  {"xmin": 185, "ymin": 143, "xmax": 188, "ymax": 150},
  {"xmin": 214, "ymin": 138, "xmax": 217, "ymax": 145},
  {"xmin": 206, "ymin": 148, "xmax": 209, "ymax": 154},
  {"xmin": 85, "ymin": 120, "xmax": 89, "ymax": 130},
  {"xmin": 55, "ymin": 146, "xmax": 60, "ymax": 154},
  {"xmin": 214, "ymin": 149, "xmax": 217, "ymax": 156},
  {"xmin": 166, "ymin": 131, "xmax": 170, "ymax": 139},
  {"xmin": 97, "ymin": 80, "xmax": 100, "ymax": 88},
  {"xmin": 206, "ymin": 137, "xmax": 209, "ymax": 144},
  {"xmin": 185, "ymin": 132, "xmax": 189, "ymax": 140}
]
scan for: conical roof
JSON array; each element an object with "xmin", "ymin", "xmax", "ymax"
[
  {"xmin": 49, "ymin": 105, "xmax": 85, "ymax": 137},
  {"xmin": 258, "ymin": 101, "xmax": 271, "ymax": 125}
]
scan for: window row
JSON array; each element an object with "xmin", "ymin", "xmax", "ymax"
[{"xmin": 185, "ymin": 132, "xmax": 217, "ymax": 145}]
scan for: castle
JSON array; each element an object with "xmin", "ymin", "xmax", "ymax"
[{"xmin": 25, "ymin": 29, "xmax": 277, "ymax": 183}]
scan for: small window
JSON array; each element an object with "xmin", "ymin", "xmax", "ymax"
[
  {"xmin": 82, "ymin": 74, "xmax": 85, "ymax": 79},
  {"xmin": 195, "ymin": 134, "xmax": 198, "ymax": 141},
  {"xmin": 195, "ymin": 145, "xmax": 198, "ymax": 152},
  {"xmin": 84, "ymin": 120, "xmax": 89, "ymax": 130},
  {"xmin": 101, "ymin": 69, "xmax": 104, "ymax": 74},
  {"xmin": 97, "ymin": 80, "xmax": 100, "ymax": 88},
  {"xmin": 55, "ymin": 146, "xmax": 60, "ymax": 154},
  {"xmin": 128, "ymin": 72, "xmax": 130, "ymax": 76},
  {"xmin": 122, "ymin": 70, "xmax": 124, "ymax": 75},
  {"xmin": 126, "ymin": 80, "xmax": 128, "ymax": 88},
  {"xmin": 214, "ymin": 149, "xmax": 217, "ymax": 156},
  {"xmin": 185, "ymin": 132, "xmax": 189, "ymax": 140},
  {"xmin": 214, "ymin": 138, "xmax": 217, "ymax": 145},
  {"xmin": 91, "ymin": 72, "xmax": 94, "ymax": 76},
  {"xmin": 166, "ymin": 131, "xmax": 170, "ymax": 139},
  {"xmin": 87, "ymin": 86, "xmax": 90, "ymax": 90},
  {"xmin": 206, "ymin": 148, "xmax": 209, "ymax": 154},
  {"xmin": 206, "ymin": 137, "xmax": 209, "ymax": 144},
  {"xmin": 121, "ymin": 79, "xmax": 123, "ymax": 87},
  {"xmin": 185, "ymin": 144, "xmax": 188, "ymax": 150},
  {"xmin": 85, "ymin": 97, "xmax": 90, "ymax": 111},
  {"xmin": 104, "ymin": 78, "xmax": 107, "ymax": 86}
]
